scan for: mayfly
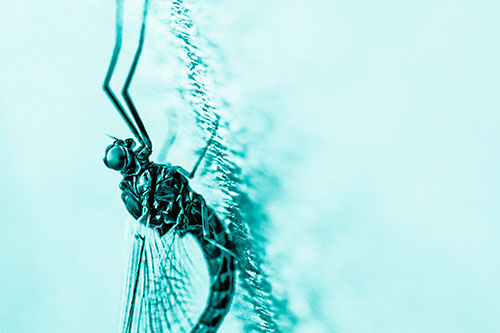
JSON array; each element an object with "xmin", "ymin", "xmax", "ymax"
[{"xmin": 102, "ymin": 0, "xmax": 236, "ymax": 331}]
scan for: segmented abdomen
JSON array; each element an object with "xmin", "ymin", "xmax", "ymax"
[{"xmin": 187, "ymin": 203, "xmax": 236, "ymax": 332}]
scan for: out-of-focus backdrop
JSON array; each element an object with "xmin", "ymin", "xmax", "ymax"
[{"xmin": 1, "ymin": 0, "xmax": 499, "ymax": 332}]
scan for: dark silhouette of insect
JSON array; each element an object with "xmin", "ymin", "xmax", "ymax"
[{"xmin": 101, "ymin": 0, "xmax": 236, "ymax": 331}]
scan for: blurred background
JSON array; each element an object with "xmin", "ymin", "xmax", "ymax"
[{"xmin": 1, "ymin": 0, "xmax": 499, "ymax": 332}]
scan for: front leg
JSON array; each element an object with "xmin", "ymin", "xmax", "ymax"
[{"xmin": 120, "ymin": 0, "xmax": 153, "ymax": 149}]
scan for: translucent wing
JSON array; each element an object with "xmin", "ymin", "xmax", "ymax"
[{"xmin": 121, "ymin": 218, "xmax": 210, "ymax": 333}]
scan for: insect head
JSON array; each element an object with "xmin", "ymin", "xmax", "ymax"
[{"xmin": 103, "ymin": 138, "xmax": 137, "ymax": 172}]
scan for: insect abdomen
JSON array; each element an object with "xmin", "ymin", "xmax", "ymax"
[{"xmin": 190, "ymin": 215, "xmax": 236, "ymax": 333}]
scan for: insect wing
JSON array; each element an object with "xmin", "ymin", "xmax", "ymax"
[{"xmin": 121, "ymin": 220, "xmax": 210, "ymax": 332}]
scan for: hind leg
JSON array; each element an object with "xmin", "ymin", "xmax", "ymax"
[
  {"xmin": 185, "ymin": 197, "xmax": 237, "ymax": 260},
  {"xmin": 199, "ymin": 204, "xmax": 238, "ymax": 260}
]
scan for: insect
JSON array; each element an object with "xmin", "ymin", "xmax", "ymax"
[{"xmin": 101, "ymin": 0, "xmax": 236, "ymax": 331}]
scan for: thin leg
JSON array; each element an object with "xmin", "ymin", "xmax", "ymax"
[
  {"xmin": 121, "ymin": 0, "xmax": 153, "ymax": 149},
  {"xmin": 157, "ymin": 109, "xmax": 178, "ymax": 163},
  {"xmin": 188, "ymin": 116, "xmax": 220, "ymax": 178},
  {"xmin": 103, "ymin": 0, "xmax": 144, "ymax": 145},
  {"xmin": 200, "ymin": 204, "xmax": 238, "ymax": 260}
]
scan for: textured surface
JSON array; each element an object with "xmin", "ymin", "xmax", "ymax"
[{"xmin": 2, "ymin": 0, "xmax": 500, "ymax": 332}]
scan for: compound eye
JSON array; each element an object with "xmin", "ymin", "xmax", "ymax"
[{"xmin": 104, "ymin": 146, "xmax": 129, "ymax": 171}]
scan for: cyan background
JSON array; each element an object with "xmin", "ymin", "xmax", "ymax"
[{"xmin": 1, "ymin": 0, "xmax": 499, "ymax": 332}]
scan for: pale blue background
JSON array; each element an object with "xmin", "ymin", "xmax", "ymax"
[{"xmin": 1, "ymin": 0, "xmax": 499, "ymax": 332}]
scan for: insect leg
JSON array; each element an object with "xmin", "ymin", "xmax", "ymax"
[
  {"xmin": 200, "ymin": 203, "xmax": 238, "ymax": 260},
  {"xmin": 103, "ymin": 0, "xmax": 144, "ymax": 145},
  {"xmin": 121, "ymin": 0, "xmax": 153, "ymax": 149},
  {"xmin": 188, "ymin": 115, "xmax": 220, "ymax": 179},
  {"xmin": 157, "ymin": 110, "xmax": 178, "ymax": 163}
]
